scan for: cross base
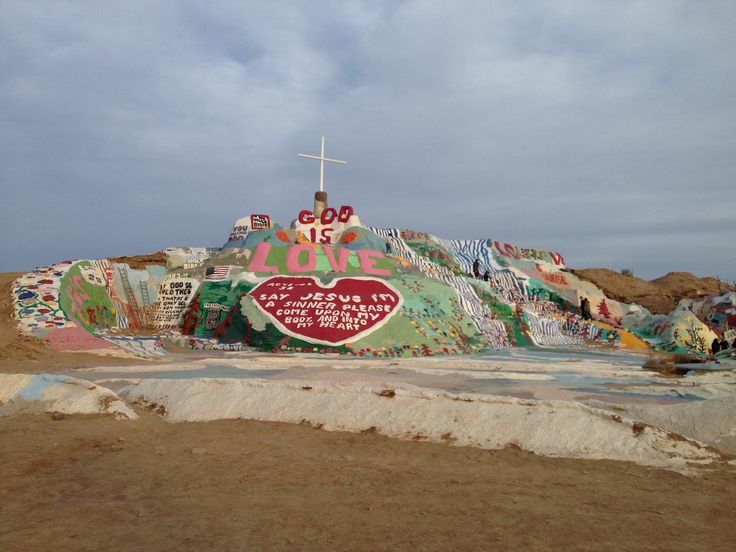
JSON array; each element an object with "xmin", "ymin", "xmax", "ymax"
[{"xmin": 314, "ymin": 191, "xmax": 328, "ymax": 218}]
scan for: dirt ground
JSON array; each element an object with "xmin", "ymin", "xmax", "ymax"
[
  {"xmin": 2, "ymin": 273, "xmax": 736, "ymax": 550},
  {"xmin": 0, "ymin": 412, "xmax": 734, "ymax": 552}
]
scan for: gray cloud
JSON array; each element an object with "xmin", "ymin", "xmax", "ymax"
[{"xmin": 1, "ymin": 1, "xmax": 734, "ymax": 281}]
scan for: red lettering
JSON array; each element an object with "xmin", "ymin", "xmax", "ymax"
[
  {"xmin": 542, "ymin": 272, "xmax": 568, "ymax": 285},
  {"xmin": 320, "ymin": 228, "xmax": 333, "ymax": 244},
  {"xmin": 298, "ymin": 206, "xmax": 355, "ymax": 226},
  {"xmin": 298, "ymin": 210, "xmax": 315, "ymax": 224},
  {"xmin": 321, "ymin": 207, "xmax": 337, "ymax": 225},
  {"xmin": 308, "ymin": 227, "xmax": 334, "ymax": 244},
  {"xmin": 337, "ymin": 205, "xmax": 354, "ymax": 223},
  {"xmin": 549, "ymin": 252, "xmax": 565, "ymax": 266},
  {"xmin": 494, "ymin": 241, "xmax": 519, "ymax": 259}
]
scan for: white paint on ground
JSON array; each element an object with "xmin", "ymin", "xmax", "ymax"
[
  {"xmin": 622, "ymin": 397, "xmax": 736, "ymax": 455},
  {"xmin": 119, "ymin": 378, "xmax": 724, "ymax": 473},
  {"xmin": 0, "ymin": 374, "xmax": 136, "ymax": 419}
]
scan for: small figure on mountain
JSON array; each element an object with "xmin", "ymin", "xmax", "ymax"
[{"xmin": 579, "ymin": 297, "xmax": 592, "ymax": 320}]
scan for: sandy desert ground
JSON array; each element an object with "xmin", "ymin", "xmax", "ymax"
[
  {"xmin": 1, "ymin": 272, "xmax": 735, "ymax": 551},
  {"xmin": 2, "ymin": 412, "xmax": 735, "ymax": 552}
]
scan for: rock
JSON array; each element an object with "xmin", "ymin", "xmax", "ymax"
[
  {"xmin": 51, "ymin": 411, "xmax": 65, "ymax": 421},
  {"xmin": 191, "ymin": 447, "xmax": 207, "ymax": 455}
]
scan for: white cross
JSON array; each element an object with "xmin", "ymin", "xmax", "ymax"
[{"xmin": 298, "ymin": 136, "xmax": 347, "ymax": 193}]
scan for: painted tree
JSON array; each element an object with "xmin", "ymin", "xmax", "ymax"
[
  {"xmin": 597, "ymin": 299, "xmax": 611, "ymax": 320},
  {"xmin": 180, "ymin": 299, "xmax": 201, "ymax": 335}
]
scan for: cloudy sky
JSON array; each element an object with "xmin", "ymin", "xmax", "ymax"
[{"xmin": 1, "ymin": 1, "xmax": 734, "ymax": 281}]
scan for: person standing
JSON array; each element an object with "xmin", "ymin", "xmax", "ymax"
[
  {"xmin": 580, "ymin": 297, "xmax": 592, "ymax": 320},
  {"xmin": 472, "ymin": 258, "xmax": 480, "ymax": 279}
]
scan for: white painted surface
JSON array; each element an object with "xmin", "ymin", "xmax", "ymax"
[
  {"xmin": 0, "ymin": 373, "xmax": 136, "ymax": 419},
  {"xmin": 120, "ymin": 377, "xmax": 723, "ymax": 473}
]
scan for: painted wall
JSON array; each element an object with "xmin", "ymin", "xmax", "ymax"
[{"xmin": 11, "ymin": 259, "xmax": 167, "ymax": 357}]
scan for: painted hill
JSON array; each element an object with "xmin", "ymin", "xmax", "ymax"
[{"xmin": 9, "ymin": 207, "xmax": 735, "ymax": 359}]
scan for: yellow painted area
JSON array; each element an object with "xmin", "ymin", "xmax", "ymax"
[
  {"xmin": 592, "ymin": 321, "xmax": 650, "ymax": 350},
  {"xmin": 388, "ymin": 255, "xmax": 413, "ymax": 268}
]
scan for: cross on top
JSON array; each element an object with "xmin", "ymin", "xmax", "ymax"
[{"xmin": 298, "ymin": 136, "xmax": 347, "ymax": 193}]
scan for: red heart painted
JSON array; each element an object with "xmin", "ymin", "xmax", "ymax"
[{"xmin": 249, "ymin": 276, "xmax": 403, "ymax": 346}]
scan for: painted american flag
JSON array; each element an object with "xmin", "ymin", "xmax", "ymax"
[{"xmin": 205, "ymin": 266, "xmax": 231, "ymax": 281}]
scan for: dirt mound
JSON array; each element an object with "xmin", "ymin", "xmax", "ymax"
[
  {"xmin": 571, "ymin": 269, "xmax": 734, "ymax": 314},
  {"xmin": 108, "ymin": 250, "xmax": 166, "ymax": 269},
  {"xmin": 650, "ymin": 272, "xmax": 732, "ymax": 299}
]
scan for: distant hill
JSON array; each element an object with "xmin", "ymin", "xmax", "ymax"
[
  {"xmin": 108, "ymin": 251, "xmax": 166, "ymax": 270},
  {"xmin": 570, "ymin": 269, "xmax": 734, "ymax": 314}
]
